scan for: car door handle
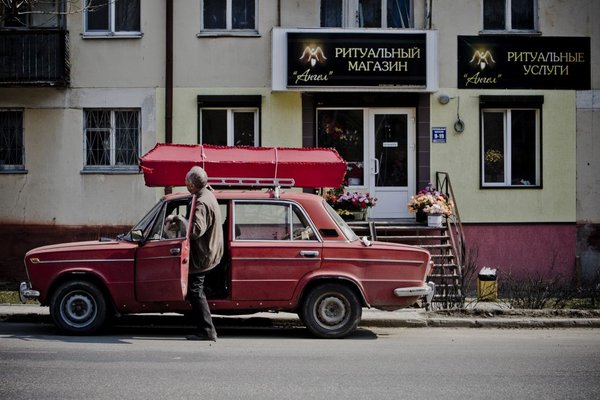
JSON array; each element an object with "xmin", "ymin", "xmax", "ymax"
[
  {"xmin": 170, "ymin": 248, "xmax": 181, "ymax": 256},
  {"xmin": 300, "ymin": 250, "xmax": 319, "ymax": 257}
]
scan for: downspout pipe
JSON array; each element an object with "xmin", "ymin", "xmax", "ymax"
[
  {"xmin": 166, "ymin": 0, "xmax": 173, "ymax": 144},
  {"xmin": 426, "ymin": 0, "xmax": 433, "ymax": 30},
  {"xmin": 165, "ymin": 0, "xmax": 173, "ymax": 194}
]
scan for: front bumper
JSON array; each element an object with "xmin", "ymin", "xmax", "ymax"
[
  {"xmin": 393, "ymin": 281, "xmax": 435, "ymax": 305},
  {"xmin": 19, "ymin": 281, "xmax": 40, "ymax": 303}
]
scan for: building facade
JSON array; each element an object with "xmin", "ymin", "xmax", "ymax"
[{"xmin": 0, "ymin": 0, "xmax": 597, "ymax": 285}]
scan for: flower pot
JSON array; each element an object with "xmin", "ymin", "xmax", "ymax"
[
  {"xmin": 348, "ymin": 177, "xmax": 361, "ymax": 186},
  {"xmin": 416, "ymin": 210, "xmax": 427, "ymax": 223},
  {"xmin": 427, "ymin": 214, "xmax": 443, "ymax": 227},
  {"xmin": 351, "ymin": 211, "xmax": 366, "ymax": 221}
]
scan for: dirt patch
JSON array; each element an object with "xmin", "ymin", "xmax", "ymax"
[{"xmin": 430, "ymin": 308, "xmax": 600, "ymax": 318}]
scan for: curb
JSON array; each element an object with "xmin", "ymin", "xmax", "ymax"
[
  {"xmin": 2, "ymin": 305, "xmax": 600, "ymax": 329},
  {"xmin": 360, "ymin": 316, "xmax": 600, "ymax": 328}
]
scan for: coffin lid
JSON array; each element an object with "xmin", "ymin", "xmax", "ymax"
[{"xmin": 139, "ymin": 143, "xmax": 347, "ymax": 188}]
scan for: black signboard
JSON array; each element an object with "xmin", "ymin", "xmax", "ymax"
[
  {"xmin": 287, "ymin": 32, "xmax": 427, "ymax": 88},
  {"xmin": 458, "ymin": 36, "xmax": 590, "ymax": 89}
]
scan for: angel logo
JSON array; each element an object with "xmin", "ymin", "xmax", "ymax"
[
  {"xmin": 469, "ymin": 49, "xmax": 496, "ymax": 71},
  {"xmin": 299, "ymin": 45, "xmax": 327, "ymax": 68}
]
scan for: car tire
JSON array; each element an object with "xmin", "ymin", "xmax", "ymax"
[
  {"xmin": 300, "ymin": 283, "xmax": 362, "ymax": 339},
  {"xmin": 50, "ymin": 280, "xmax": 107, "ymax": 335}
]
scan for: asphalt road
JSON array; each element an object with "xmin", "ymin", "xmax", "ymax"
[{"xmin": 1, "ymin": 320, "xmax": 599, "ymax": 400}]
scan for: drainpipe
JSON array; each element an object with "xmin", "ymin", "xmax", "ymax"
[
  {"xmin": 426, "ymin": 0, "xmax": 433, "ymax": 30},
  {"xmin": 165, "ymin": 0, "xmax": 173, "ymax": 194},
  {"xmin": 166, "ymin": 0, "xmax": 173, "ymax": 144},
  {"xmin": 277, "ymin": 0, "xmax": 281, "ymax": 26}
]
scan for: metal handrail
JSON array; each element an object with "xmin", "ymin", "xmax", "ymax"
[{"xmin": 436, "ymin": 171, "xmax": 466, "ymax": 283}]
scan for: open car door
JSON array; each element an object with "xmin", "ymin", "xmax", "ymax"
[{"xmin": 135, "ymin": 197, "xmax": 193, "ymax": 302}]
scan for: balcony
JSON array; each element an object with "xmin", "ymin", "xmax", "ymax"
[{"xmin": 0, "ymin": 30, "xmax": 70, "ymax": 87}]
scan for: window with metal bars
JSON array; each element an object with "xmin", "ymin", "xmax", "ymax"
[
  {"xmin": 83, "ymin": 109, "xmax": 140, "ymax": 171},
  {"xmin": 0, "ymin": 110, "xmax": 24, "ymax": 171}
]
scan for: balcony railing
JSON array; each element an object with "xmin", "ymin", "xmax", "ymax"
[{"xmin": 0, "ymin": 30, "xmax": 70, "ymax": 86}]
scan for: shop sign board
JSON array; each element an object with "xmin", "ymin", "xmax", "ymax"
[
  {"xmin": 286, "ymin": 32, "xmax": 428, "ymax": 88},
  {"xmin": 457, "ymin": 36, "xmax": 590, "ymax": 90}
]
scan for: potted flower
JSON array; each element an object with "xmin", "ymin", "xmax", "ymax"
[
  {"xmin": 346, "ymin": 163, "xmax": 364, "ymax": 186},
  {"xmin": 325, "ymin": 187, "xmax": 377, "ymax": 221},
  {"xmin": 407, "ymin": 183, "xmax": 453, "ymax": 226}
]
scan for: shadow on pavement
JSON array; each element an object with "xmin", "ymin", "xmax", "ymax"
[{"xmin": 1, "ymin": 313, "xmax": 378, "ymax": 341}]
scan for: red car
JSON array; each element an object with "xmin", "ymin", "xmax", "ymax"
[{"xmin": 20, "ymin": 189, "xmax": 434, "ymax": 338}]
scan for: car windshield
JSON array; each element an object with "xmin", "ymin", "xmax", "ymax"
[
  {"xmin": 323, "ymin": 200, "xmax": 359, "ymax": 242},
  {"xmin": 118, "ymin": 199, "xmax": 165, "ymax": 242}
]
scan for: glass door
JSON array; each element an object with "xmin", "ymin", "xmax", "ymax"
[{"xmin": 369, "ymin": 109, "xmax": 415, "ymax": 218}]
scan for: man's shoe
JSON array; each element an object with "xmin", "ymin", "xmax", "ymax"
[{"xmin": 186, "ymin": 334, "xmax": 217, "ymax": 342}]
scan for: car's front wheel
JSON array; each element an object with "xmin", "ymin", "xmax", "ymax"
[
  {"xmin": 300, "ymin": 283, "xmax": 362, "ymax": 339},
  {"xmin": 50, "ymin": 280, "xmax": 107, "ymax": 335}
]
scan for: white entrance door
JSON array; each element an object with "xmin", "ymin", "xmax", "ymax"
[{"xmin": 368, "ymin": 109, "xmax": 415, "ymax": 219}]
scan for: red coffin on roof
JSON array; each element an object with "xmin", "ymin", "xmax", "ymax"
[{"xmin": 139, "ymin": 143, "xmax": 347, "ymax": 188}]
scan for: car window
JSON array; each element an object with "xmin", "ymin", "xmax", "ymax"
[
  {"xmin": 148, "ymin": 198, "xmax": 191, "ymax": 241},
  {"xmin": 131, "ymin": 200, "xmax": 162, "ymax": 233},
  {"xmin": 323, "ymin": 200, "xmax": 359, "ymax": 242},
  {"xmin": 234, "ymin": 201, "xmax": 317, "ymax": 241}
]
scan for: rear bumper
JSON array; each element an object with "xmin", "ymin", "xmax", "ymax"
[
  {"xmin": 19, "ymin": 281, "xmax": 40, "ymax": 303},
  {"xmin": 393, "ymin": 281, "xmax": 435, "ymax": 305}
]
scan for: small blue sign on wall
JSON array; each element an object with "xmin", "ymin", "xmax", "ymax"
[{"xmin": 432, "ymin": 127, "xmax": 447, "ymax": 143}]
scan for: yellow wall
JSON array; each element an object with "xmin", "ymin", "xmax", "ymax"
[
  {"xmin": 156, "ymin": 88, "xmax": 303, "ymax": 148},
  {"xmin": 430, "ymin": 90, "xmax": 576, "ymax": 223}
]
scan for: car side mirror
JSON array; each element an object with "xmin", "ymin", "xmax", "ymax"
[{"xmin": 131, "ymin": 230, "xmax": 144, "ymax": 242}]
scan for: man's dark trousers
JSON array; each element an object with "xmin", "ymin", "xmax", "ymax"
[{"xmin": 188, "ymin": 272, "xmax": 217, "ymax": 339}]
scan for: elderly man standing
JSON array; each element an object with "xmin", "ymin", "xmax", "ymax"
[{"xmin": 184, "ymin": 166, "xmax": 224, "ymax": 341}]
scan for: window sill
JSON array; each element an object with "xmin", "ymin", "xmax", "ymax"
[
  {"xmin": 0, "ymin": 168, "xmax": 27, "ymax": 174},
  {"xmin": 81, "ymin": 168, "xmax": 140, "ymax": 175},
  {"xmin": 479, "ymin": 30, "xmax": 541, "ymax": 36},
  {"xmin": 81, "ymin": 32, "xmax": 143, "ymax": 39},
  {"xmin": 196, "ymin": 31, "xmax": 260, "ymax": 38},
  {"xmin": 481, "ymin": 184, "xmax": 542, "ymax": 189}
]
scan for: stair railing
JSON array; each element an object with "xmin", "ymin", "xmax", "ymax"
[{"xmin": 435, "ymin": 171, "xmax": 466, "ymax": 274}]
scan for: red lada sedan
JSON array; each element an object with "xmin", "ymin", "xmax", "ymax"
[{"xmin": 20, "ymin": 190, "xmax": 434, "ymax": 338}]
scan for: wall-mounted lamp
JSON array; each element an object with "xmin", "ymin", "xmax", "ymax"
[{"xmin": 438, "ymin": 94, "xmax": 453, "ymax": 105}]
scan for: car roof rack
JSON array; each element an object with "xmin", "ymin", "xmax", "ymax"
[
  {"xmin": 207, "ymin": 177, "xmax": 294, "ymax": 198},
  {"xmin": 207, "ymin": 177, "xmax": 295, "ymax": 188}
]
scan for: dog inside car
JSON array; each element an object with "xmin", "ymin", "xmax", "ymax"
[{"xmin": 163, "ymin": 214, "xmax": 188, "ymax": 239}]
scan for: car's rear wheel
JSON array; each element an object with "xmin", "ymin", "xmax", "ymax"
[
  {"xmin": 50, "ymin": 280, "xmax": 107, "ymax": 335},
  {"xmin": 300, "ymin": 283, "xmax": 362, "ymax": 338}
]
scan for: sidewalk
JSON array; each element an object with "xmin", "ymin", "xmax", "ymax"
[{"xmin": 2, "ymin": 303, "xmax": 600, "ymax": 329}]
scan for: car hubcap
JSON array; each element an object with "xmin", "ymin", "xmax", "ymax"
[
  {"xmin": 60, "ymin": 291, "xmax": 96, "ymax": 328},
  {"xmin": 316, "ymin": 295, "xmax": 348, "ymax": 328}
]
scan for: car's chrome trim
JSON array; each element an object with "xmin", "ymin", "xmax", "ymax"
[
  {"xmin": 137, "ymin": 256, "xmax": 181, "ymax": 261},
  {"xmin": 325, "ymin": 257, "xmax": 424, "ymax": 265},
  {"xmin": 19, "ymin": 281, "xmax": 40, "ymax": 303},
  {"xmin": 233, "ymin": 257, "xmax": 315, "ymax": 262},
  {"xmin": 394, "ymin": 282, "xmax": 435, "ymax": 305},
  {"xmin": 29, "ymin": 258, "xmax": 134, "ymax": 264}
]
